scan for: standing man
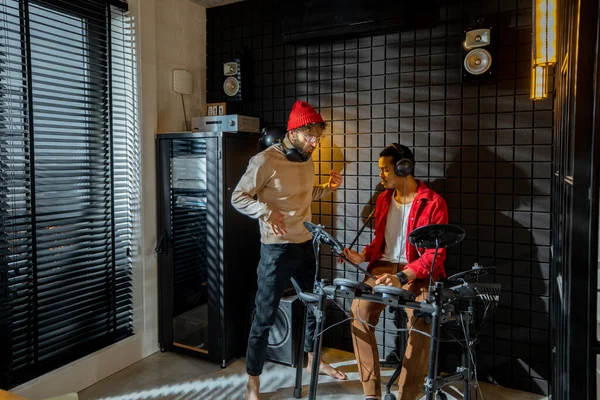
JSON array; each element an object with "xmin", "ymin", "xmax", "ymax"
[
  {"xmin": 232, "ymin": 101, "xmax": 347, "ymax": 400},
  {"xmin": 340, "ymin": 143, "xmax": 449, "ymax": 400}
]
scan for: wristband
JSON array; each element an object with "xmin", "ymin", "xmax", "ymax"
[{"xmin": 395, "ymin": 271, "xmax": 409, "ymax": 285}]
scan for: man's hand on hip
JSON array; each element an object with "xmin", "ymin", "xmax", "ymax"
[{"xmin": 266, "ymin": 209, "xmax": 287, "ymax": 236}]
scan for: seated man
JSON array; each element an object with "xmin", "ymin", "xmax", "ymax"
[{"xmin": 340, "ymin": 143, "xmax": 449, "ymax": 400}]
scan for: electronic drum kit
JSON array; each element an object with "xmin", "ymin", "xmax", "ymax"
[{"xmin": 290, "ymin": 222, "xmax": 501, "ymax": 400}]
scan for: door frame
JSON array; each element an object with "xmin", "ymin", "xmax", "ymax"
[{"xmin": 551, "ymin": 0, "xmax": 599, "ymax": 398}]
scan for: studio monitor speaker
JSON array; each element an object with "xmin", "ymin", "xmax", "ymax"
[
  {"xmin": 462, "ymin": 24, "xmax": 495, "ymax": 82},
  {"xmin": 248, "ymin": 295, "xmax": 303, "ymax": 367},
  {"xmin": 222, "ymin": 53, "xmax": 253, "ymax": 103},
  {"xmin": 223, "ymin": 59, "xmax": 242, "ymax": 102}
]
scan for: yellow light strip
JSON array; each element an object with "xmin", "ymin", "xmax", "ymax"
[
  {"xmin": 546, "ymin": 0, "xmax": 557, "ymax": 64},
  {"xmin": 531, "ymin": 0, "xmax": 556, "ymax": 100},
  {"xmin": 534, "ymin": 0, "xmax": 548, "ymax": 64}
]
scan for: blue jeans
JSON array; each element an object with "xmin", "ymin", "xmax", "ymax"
[{"xmin": 246, "ymin": 240, "xmax": 317, "ymax": 376}]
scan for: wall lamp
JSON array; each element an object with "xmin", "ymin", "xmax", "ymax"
[{"xmin": 531, "ymin": 0, "xmax": 557, "ymax": 100}]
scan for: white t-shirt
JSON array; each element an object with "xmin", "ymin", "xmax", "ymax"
[{"xmin": 380, "ymin": 197, "xmax": 412, "ymax": 263}]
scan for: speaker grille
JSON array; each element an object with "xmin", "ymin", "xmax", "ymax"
[
  {"xmin": 247, "ymin": 295, "xmax": 300, "ymax": 367},
  {"xmin": 251, "ymin": 305, "xmax": 291, "ymax": 348},
  {"xmin": 464, "ymin": 28, "xmax": 491, "ymax": 49},
  {"xmin": 464, "ymin": 48, "xmax": 492, "ymax": 75},
  {"xmin": 223, "ymin": 76, "xmax": 240, "ymax": 96}
]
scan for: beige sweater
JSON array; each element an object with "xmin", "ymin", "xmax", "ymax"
[{"xmin": 231, "ymin": 137, "xmax": 334, "ymax": 244}]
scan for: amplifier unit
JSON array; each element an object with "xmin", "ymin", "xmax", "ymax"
[{"xmin": 191, "ymin": 115, "xmax": 260, "ymax": 134}]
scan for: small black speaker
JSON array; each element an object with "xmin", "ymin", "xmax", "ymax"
[
  {"xmin": 222, "ymin": 52, "xmax": 253, "ymax": 103},
  {"xmin": 223, "ymin": 59, "xmax": 242, "ymax": 102},
  {"xmin": 249, "ymin": 295, "xmax": 303, "ymax": 367},
  {"xmin": 462, "ymin": 20, "xmax": 495, "ymax": 83}
]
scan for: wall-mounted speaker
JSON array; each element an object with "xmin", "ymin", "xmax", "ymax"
[
  {"xmin": 219, "ymin": 51, "xmax": 253, "ymax": 106},
  {"xmin": 222, "ymin": 59, "xmax": 242, "ymax": 102},
  {"xmin": 248, "ymin": 295, "xmax": 303, "ymax": 367},
  {"xmin": 462, "ymin": 25, "xmax": 495, "ymax": 82}
]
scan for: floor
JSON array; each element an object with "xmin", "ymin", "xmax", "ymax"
[{"xmin": 79, "ymin": 348, "xmax": 548, "ymax": 400}]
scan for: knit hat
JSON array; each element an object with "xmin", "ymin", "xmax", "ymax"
[{"xmin": 287, "ymin": 101, "xmax": 324, "ymax": 131}]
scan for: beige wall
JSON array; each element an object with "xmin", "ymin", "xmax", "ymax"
[
  {"xmin": 156, "ymin": 0, "xmax": 207, "ymax": 132},
  {"xmin": 12, "ymin": 1, "xmax": 207, "ymax": 398}
]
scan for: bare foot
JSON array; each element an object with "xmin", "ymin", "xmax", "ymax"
[
  {"xmin": 244, "ymin": 386, "xmax": 260, "ymax": 400},
  {"xmin": 245, "ymin": 376, "xmax": 260, "ymax": 400},
  {"xmin": 306, "ymin": 354, "xmax": 348, "ymax": 380}
]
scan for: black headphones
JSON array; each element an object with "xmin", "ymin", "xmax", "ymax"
[
  {"xmin": 258, "ymin": 126, "xmax": 286, "ymax": 152},
  {"xmin": 390, "ymin": 143, "xmax": 415, "ymax": 177},
  {"xmin": 280, "ymin": 135, "xmax": 310, "ymax": 162}
]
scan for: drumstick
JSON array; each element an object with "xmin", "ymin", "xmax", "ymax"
[
  {"xmin": 353, "ymin": 262, "xmax": 377, "ymax": 281},
  {"xmin": 337, "ymin": 251, "xmax": 377, "ymax": 280},
  {"xmin": 348, "ymin": 208, "xmax": 376, "ymax": 250}
]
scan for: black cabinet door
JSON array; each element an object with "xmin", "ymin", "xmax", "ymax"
[
  {"xmin": 221, "ymin": 136, "xmax": 261, "ymax": 360},
  {"xmin": 157, "ymin": 137, "xmax": 221, "ymax": 361}
]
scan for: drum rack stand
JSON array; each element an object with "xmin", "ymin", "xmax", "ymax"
[
  {"xmin": 291, "ymin": 278, "xmax": 480, "ymax": 400},
  {"xmin": 290, "ymin": 222, "xmax": 487, "ymax": 400}
]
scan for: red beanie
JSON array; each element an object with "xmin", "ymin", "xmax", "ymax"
[{"xmin": 287, "ymin": 101, "xmax": 324, "ymax": 131}]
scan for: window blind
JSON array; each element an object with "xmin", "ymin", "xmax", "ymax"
[{"xmin": 0, "ymin": 0, "xmax": 138, "ymax": 388}]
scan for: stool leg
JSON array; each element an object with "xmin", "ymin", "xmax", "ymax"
[{"xmin": 385, "ymin": 363, "xmax": 403, "ymax": 394}]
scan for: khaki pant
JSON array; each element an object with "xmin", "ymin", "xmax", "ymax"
[{"xmin": 350, "ymin": 261, "xmax": 431, "ymax": 400}]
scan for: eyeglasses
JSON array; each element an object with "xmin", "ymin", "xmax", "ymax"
[{"xmin": 300, "ymin": 132, "xmax": 321, "ymax": 144}]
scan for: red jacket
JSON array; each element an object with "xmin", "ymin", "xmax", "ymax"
[{"xmin": 363, "ymin": 181, "xmax": 449, "ymax": 280}]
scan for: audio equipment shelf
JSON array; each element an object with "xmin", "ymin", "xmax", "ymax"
[{"xmin": 156, "ymin": 131, "xmax": 261, "ymax": 367}]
